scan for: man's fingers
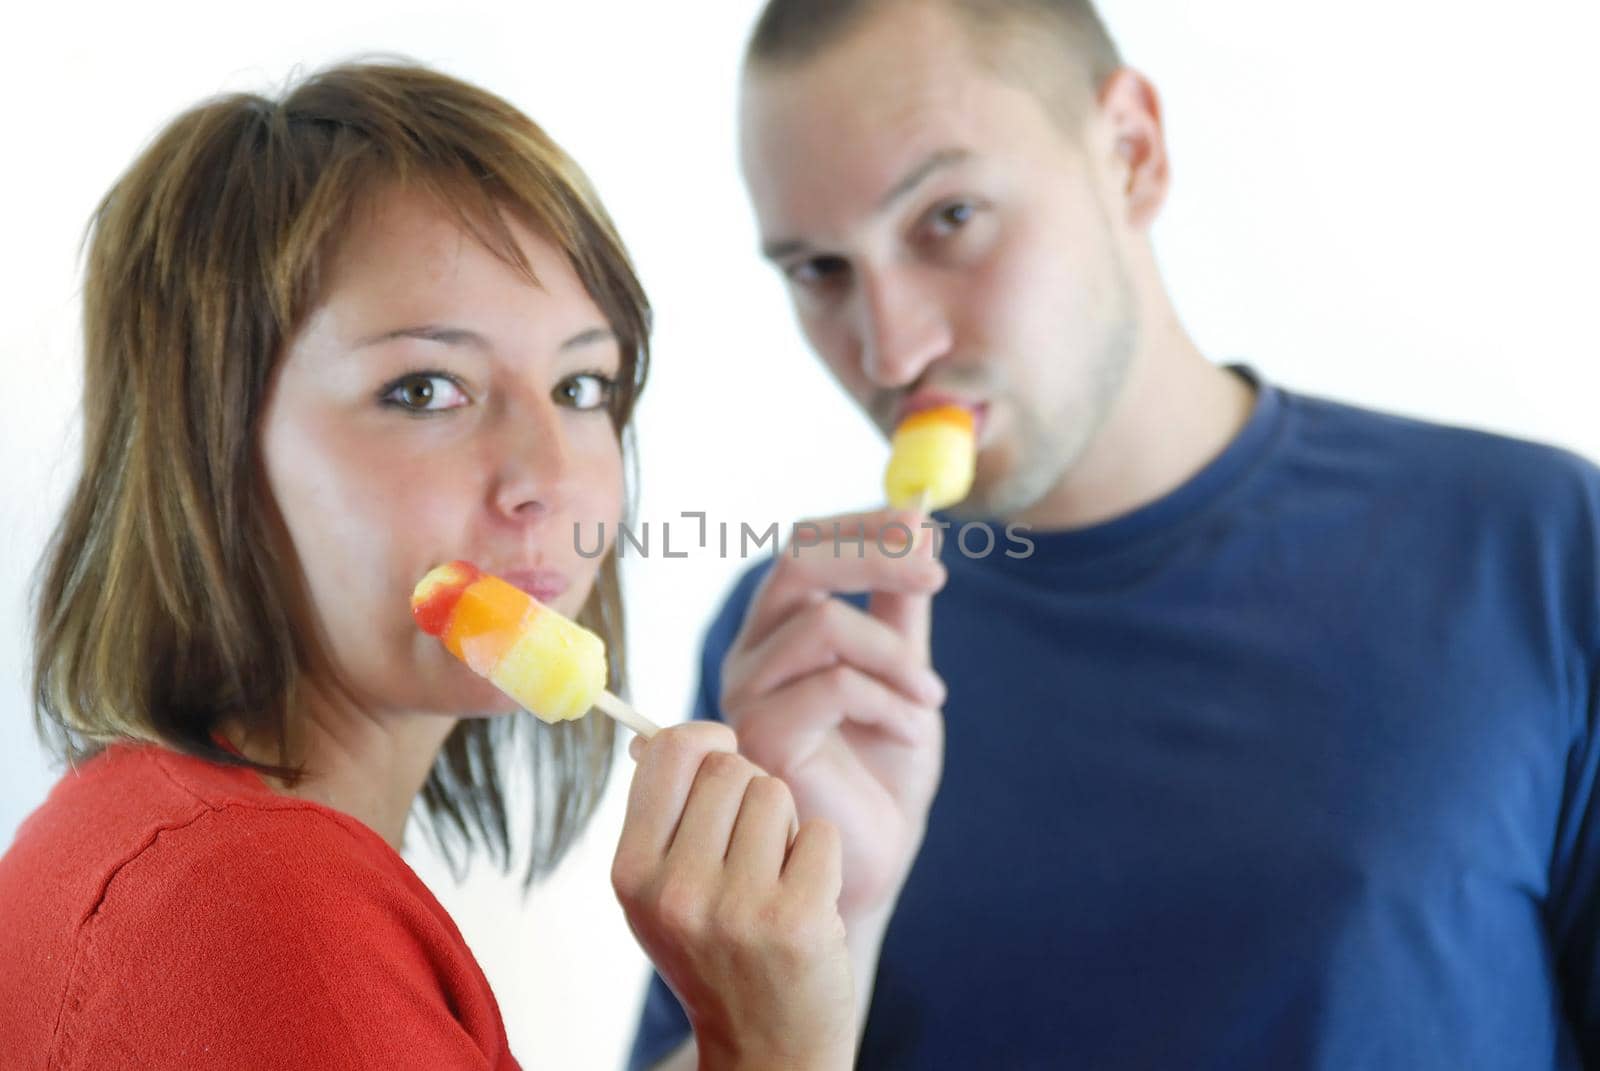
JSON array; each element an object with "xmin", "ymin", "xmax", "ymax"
[
  {"xmin": 871, "ymin": 507, "xmax": 946, "ymax": 647},
  {"xmin": 732, "ymin": 664, "xmax": 939, "ymax": 779},
  {"xmin": 868, "ymin": 588, "xmax": 934, "ymax": 653},
  {"xmin": 737, "ymin": 509, "xmax": 946, "ymax": 651},
  {"xmin": 726, "ymin": 595, "xmax": 946, "ymax": 710}
]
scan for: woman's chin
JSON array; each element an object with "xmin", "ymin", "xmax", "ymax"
[
  {"xmin": 410, "ymin": 672, "xmax": 520, "ymax": 718},
  {"xmin": 458, "ymin": 700, "xmax": 522, "ymax": 720},
  {"xmin": 450, "ymin": 686, "xmax": 521, "ymax": 719}
]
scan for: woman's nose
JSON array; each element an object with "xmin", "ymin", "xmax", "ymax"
[{"xmin": 487, "ymin": 391, "xmax": 573, "ymax": 524}]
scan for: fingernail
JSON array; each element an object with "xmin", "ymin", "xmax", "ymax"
[
  {"xmin": 918, "ymin": 670, "xmax": 947, "ymax": 706},
  {"xmin": 628, "ymin": 735, "xmax": 644, "ymax": 761}
]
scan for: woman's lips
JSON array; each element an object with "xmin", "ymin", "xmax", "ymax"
[{"xmin": 497, "ymin": 569, "xmax": 570, "ymax": 604}]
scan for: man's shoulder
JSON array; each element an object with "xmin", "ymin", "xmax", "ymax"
[
  {"xmin": 1281, "ymin": 386, "xmax": 1600, "ymax": 515},
  {"xmin": 703, "ymin": 558, "xmax": 777, "ymax": 653}
]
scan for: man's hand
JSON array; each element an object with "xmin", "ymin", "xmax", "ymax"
[{"xmin": 721, "ymin": 509, "xmax": 948, "ymax": 921}]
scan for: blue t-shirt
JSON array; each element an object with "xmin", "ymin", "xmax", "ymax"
[{"xmin": 629, "ymin": 368, "xmax": 1600, "ymax": 1069}]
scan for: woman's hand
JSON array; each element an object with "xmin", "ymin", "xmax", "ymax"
[{"xmin": 612, "ymin": 723, "xmax": 854, "ymax": 1071}]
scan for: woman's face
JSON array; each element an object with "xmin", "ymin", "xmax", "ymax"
[{"xmin": 260, "ymin": 185, "xmax": 625, "ymax": 718}]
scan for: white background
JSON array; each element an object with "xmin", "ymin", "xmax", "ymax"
[{"xmin": 3, "ymin": 2, "xmax": 1597, "ymax": 1068}]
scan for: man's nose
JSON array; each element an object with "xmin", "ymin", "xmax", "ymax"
[{"xmin": 854, "ymin": 269, "xmax": 953, "ymax": 389}]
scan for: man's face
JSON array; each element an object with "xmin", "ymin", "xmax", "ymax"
[{"xmin": 740, "ymin": 3, "xmax": 1141, "ymax": 518}]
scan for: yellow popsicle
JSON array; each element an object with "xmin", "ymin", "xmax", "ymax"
[
  {"xmin": 411, "ymin": 561, "xmax": 609, "ymax": 725},
  {"xmin": 884, "ymin": 404, "xmax": 976, "ymax": 511}
]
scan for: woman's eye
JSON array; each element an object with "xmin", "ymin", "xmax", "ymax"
[
  {"xmin": 557, "ymin": 372, "xmax": 617, "ymax": 411},
  {"xmin": 381, "ymin": 373, "xmax": 468, "ymax": 413}
]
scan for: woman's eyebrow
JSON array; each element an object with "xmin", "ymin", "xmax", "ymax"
[
  {"xmin": 560, "ymin": 326, "xmax": 615, "ymax": 352},
  {"xmin": 354, "ymin": 324, "xmax": 487, "ymax": 349},
  {"xmin": 352, "ymin": 324, "xmax": 614, "ymax": 351}
]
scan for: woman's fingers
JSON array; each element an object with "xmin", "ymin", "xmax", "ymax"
[
  {"xmin": 615, "ymin": 722, "xmax": 739, "ymax": 878},
  {"xmin": 783, "ymin": 818, "xmax": 844, "ymax": 909},
  {"xmin": 665, "ymin": 751, "xmax": 760, "ymax": 870},
  {"xmin": 612, "ymin": 755, "xmax": 853, "ymax": 1069},
  {"xmin": 725, "ymin": 775, "xmax": 799, "ymax": 885}
]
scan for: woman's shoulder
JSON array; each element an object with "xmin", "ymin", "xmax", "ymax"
[
  {"xmin": 86, "ymin": 744, "xmax": 440, "ymax": 921},
  {"xmin": 1, "ymin": 743, "xmax": 437, "ymax": 967},
  {"xmin": 4, "ymin": 742, "xmax": 395, "ymax": 900},
  {"xmin": 0, "ymin": 743, "xmax": 509, "ymax": 1069},
  {"xmin": 83, "ymin": 767, "xmax": 442, "ymax": 966}
]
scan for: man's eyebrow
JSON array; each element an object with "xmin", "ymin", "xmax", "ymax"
[
  {"xmin": 761, "ymin": 237, "xmax": 813, "ymax": 262},
  {"xmin": 876, "ymin": 147, "xmax": 972, "ymax": 213},
  {"xmin": 759, "ymin": 147, "xmax": 974, "ymax": 263},
  {"xmin": 351, "ymin": 324, "xmax": 615, "ymax": 351}
]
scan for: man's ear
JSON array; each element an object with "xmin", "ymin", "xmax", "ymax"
[{"xmin": 1097, "ymin": 68, "xmax": 1170, "ymax": 229}]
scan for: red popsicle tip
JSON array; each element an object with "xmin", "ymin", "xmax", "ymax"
[{"xmin": 411, "ymin": 560, "xmax": 481, "ymax": 637}]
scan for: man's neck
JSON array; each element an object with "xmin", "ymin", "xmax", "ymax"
[{"xmin": 1012, "ymin": 322, "xmax": 1256, "ymax": 533}]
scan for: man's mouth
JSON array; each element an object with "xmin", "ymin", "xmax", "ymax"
[{"xmin": 894, "ymin": 390, "xmax": 989, "ymax": 440}]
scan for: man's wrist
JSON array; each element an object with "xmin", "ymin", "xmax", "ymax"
[
  {"xmin": 690, "ymin": 1020, "xmax": 852, "ymax": 1071},
  {"xmin": 845, "ymin": 892, "xmax": 896, "ymax": 930},
  {"xmin": 695, "ymin": 1038, "xmax": 851, "ymax": 1071}
]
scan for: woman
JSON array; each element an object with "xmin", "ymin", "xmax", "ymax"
[{"xmin": 0, "ymin": 61, "xmax": 853, "ymax": 1069}]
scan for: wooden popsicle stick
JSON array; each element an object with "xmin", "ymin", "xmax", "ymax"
[
  {"xmin": 593, "ymin": 690, "xmax": 660, "ymax": 739},
  {"xmin": 905, "ymin": 490, "xmax": 932, "ymax": 553}
]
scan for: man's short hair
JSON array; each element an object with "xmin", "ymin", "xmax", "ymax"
[{"xmin": 746, "ymin": 0, "xmax": 1124, "ymax": 128}]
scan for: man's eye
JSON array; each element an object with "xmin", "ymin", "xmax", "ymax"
[
  {"xmin": 380, "ymin": 373, "xmax": 469, "ymax": 412},
  {"xmin": 787, "ymin": 255, "xmax": 850, "ymax": 288},
  {"xmin": 557, "ymin": 372, "xmax": 617, "ymax": 411},
  {"xmin": 927, "ymin": 200, "xmax": 977, "ymax": 238}
]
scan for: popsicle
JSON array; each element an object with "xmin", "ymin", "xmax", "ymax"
[
  {"xmin": 411, "ymin": 561, "xmax": 657, "ymax": 738},
  {"xmin": 883, "ymin": 404, "xmax": 976, "ymax": 512}
]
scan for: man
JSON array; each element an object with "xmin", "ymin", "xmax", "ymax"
[{"xmin": 630, "ymin": 1, "xmax": 1600, "ymax": 1066}]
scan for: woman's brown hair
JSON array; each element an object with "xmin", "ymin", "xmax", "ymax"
[{"xmin": 32, "ymin": 59, "xmax": 649, "ymax": 886}]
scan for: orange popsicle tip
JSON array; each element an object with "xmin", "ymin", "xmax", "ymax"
[
  {"xmin": 411, "ymin": 560, "xmax": 481, "ymax": 637},
  {"xmin": 896, "ymin": 404, "xmax": 975, "ymax": 436}
]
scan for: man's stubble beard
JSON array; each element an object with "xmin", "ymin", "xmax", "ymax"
[{"xmin": 970, "ymin": 268, "xmax": 1140, "ymax": 521}]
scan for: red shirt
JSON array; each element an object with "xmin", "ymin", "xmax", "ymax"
[{"xmin": 0, "ymin": 742, "xmax": 521, "ymax": 1070}]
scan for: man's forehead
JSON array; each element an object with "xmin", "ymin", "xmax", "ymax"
[
  {"xmin": 753, "ymin": 146, "xmax": 979, "ymax": 261},
  {"xmin": 740, "ymin": 53, "xmax": 995, "ymax": 209},
  {"xmin": 740, "ymin": 52, "xmax": 1050, "ymax": 250},
  {"xmin": 740, "ymin": 0, "xmax": 985, "ymax": 133}
]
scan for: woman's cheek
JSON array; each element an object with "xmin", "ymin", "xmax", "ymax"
[{"xmin": 577, "ymin": 421, "xmax": 626, "ymax": 516}]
